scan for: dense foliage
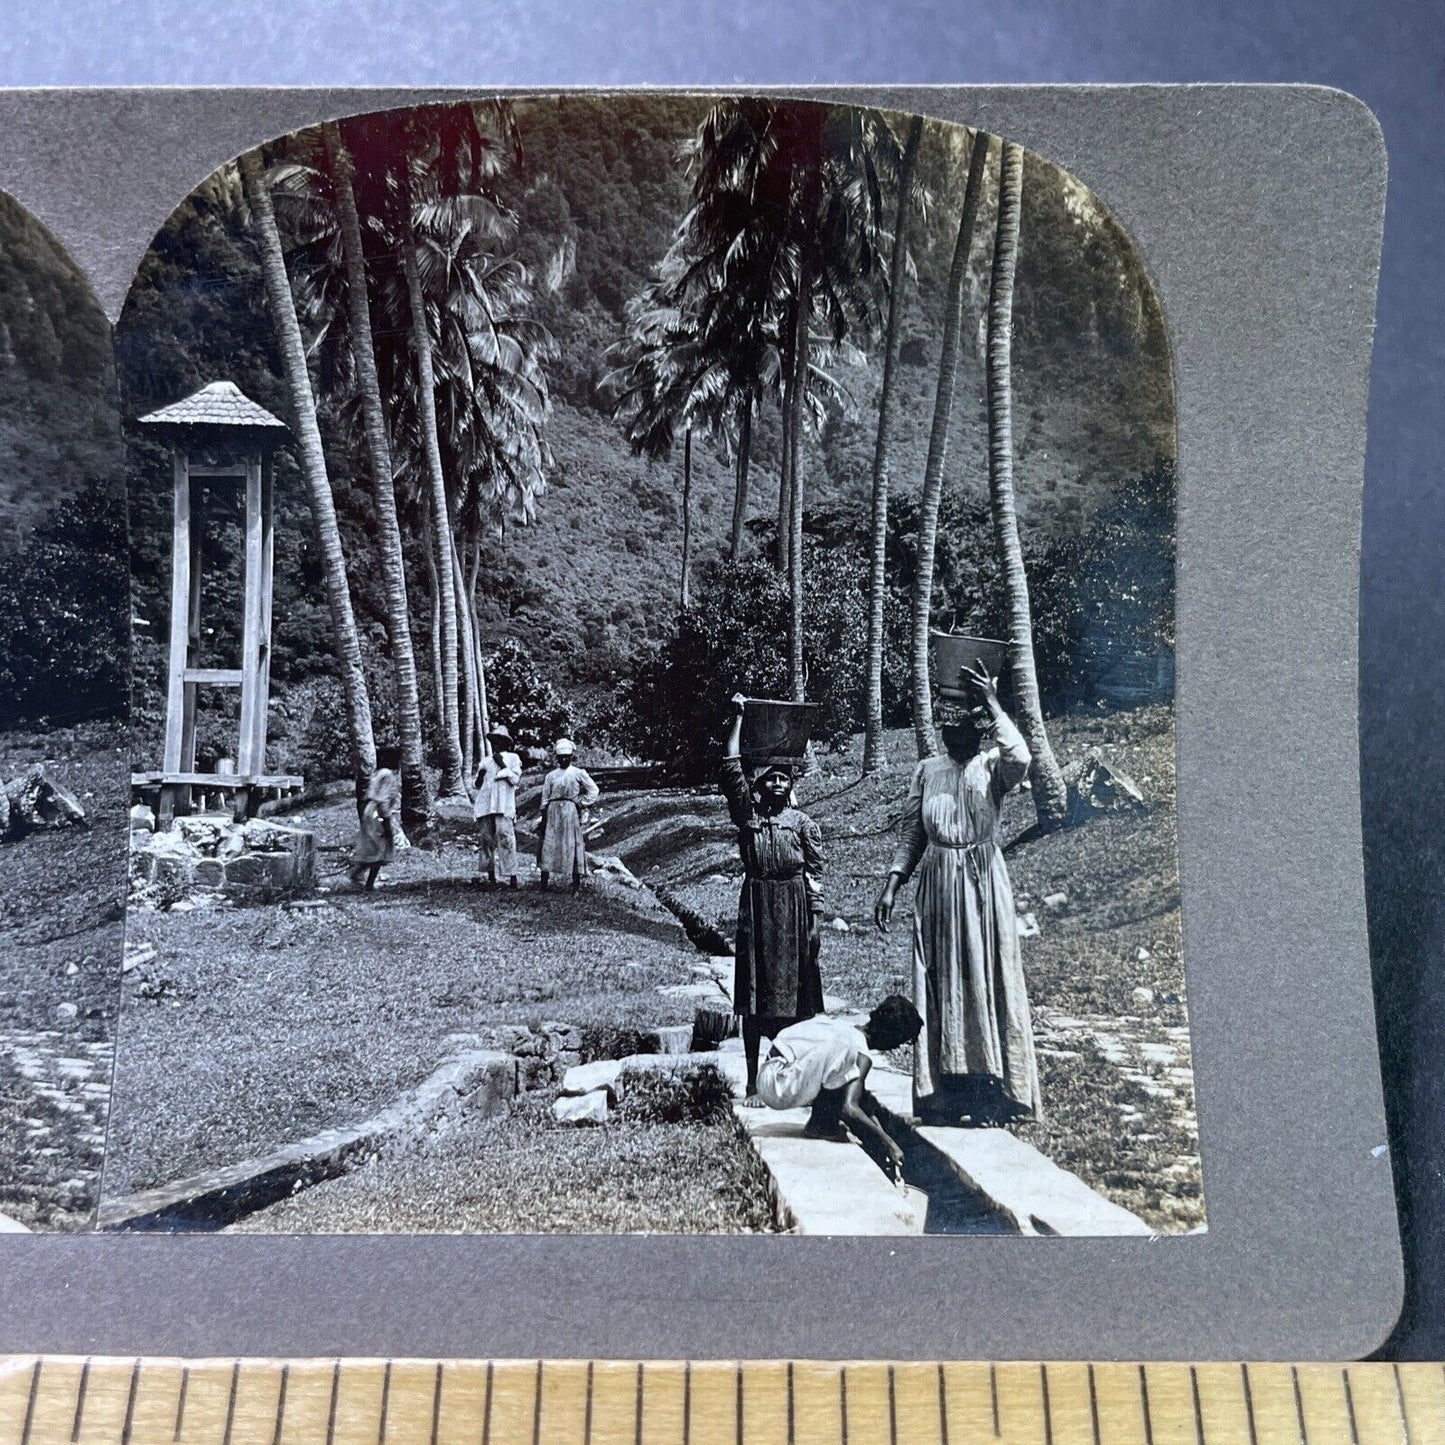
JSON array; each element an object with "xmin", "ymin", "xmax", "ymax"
[
  {"xmin": 0, "ymin": 96, "xmax": 1179, "ymax": 773},
  {"xmin": 0, "ymin": 195, "xmax": 122, "ymax": 547},
  {"xmin": 0, "ymin": 476, "xmax": 127, "ymax": 727}
]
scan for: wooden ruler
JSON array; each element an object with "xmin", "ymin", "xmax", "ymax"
[{"xmin": 0, "ymin": 1359, "xmax": 1440, "ymax": 1445}]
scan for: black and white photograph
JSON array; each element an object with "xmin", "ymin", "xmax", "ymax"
[
  {"xmin": 3, "ymin": 94, "xmax": 1198, "ymax": 1238},
  {"xmin": 0, "ymin": 190, "xmax": 127, "ymax": 1234}
]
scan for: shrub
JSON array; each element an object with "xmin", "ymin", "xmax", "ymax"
[
  {"xmin": 578, "ymin": 1023, "xmax": 660, "ymax": 1064},
  {"xmin": 616, "ymin": 544, "xmax": 869, "ymax": 780},
  {"xmin": 0, "ymin": 476, "xmax": 127, "ymax": 728},
  {"xmin": 616, "ymin": 1063, "xmax": 736, "ymax": 1125},
  {"xmin": 484, "ymin": 638, "xmax": 573, "ymax": 752}
]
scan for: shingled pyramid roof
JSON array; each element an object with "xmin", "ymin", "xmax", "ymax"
[{"xmin": 138, "ymin": 381, "xmax": 288, "ymax": 430}]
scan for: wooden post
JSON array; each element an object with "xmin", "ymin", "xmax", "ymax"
[
  {"xmin": 238, "ymin": 451, "xmax": 265, "ymax": 779},
  {"xmin": 256, "ymin": 453, "xmax": 275, "ymax": 772},
  {"xmin": 160, "ymin": 450, "xmax": 191, "ymax": 824}
]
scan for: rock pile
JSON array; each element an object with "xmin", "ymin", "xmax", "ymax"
[
  {"xmin": 129, "ymin": 814, "xmax": 316, "ymax": 906},
  {"xmin": 0, "ymin": 765, "xmax": 87, "ymax": 841}
]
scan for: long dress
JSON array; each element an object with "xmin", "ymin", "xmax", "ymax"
[
  {"xmin": 537, "ymin": 763, "xmax": 600, "ymax": 877},
  {"xmin": 720, "ymin": 757, "xmax": 825, "ymax": 1021},
  {"xmin": 890, "ymin": 712, "xmax": 1042, "ymax": 1120}
]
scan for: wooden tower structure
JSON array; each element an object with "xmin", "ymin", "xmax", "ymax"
[{"xmin": 131, "ymin": 381, "xmax": 303, "ymax": 822}]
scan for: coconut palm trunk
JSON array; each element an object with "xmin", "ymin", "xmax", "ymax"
[
  {"xmin": 452, "ymin": 532, "xmax": 481, "ymax": 788},
  {"xmin": 400, "ymin": 222, "xmax": 467, "ymax": 797},
  {"xmin": 986, "ymin": 140, "xmax": 1069, "ymax": 828},
  {"xmin": 467, "ymin": 537, "xmax": 490, "ymax": 744},
  {"xmin": 786, "ymin": 280, "xmax": 810, "ymax": 702},
  {"xmin": 776, "ymin": 391, "xmax": 793, "ymax": 575},
  {"xmin": 680, "ymin": 426, "xmax": 694, "ymax": 610},
  {"xmin": 728, "ymin": 397, "xmax": 752, "ymax": 561},
  {"xmin": 910, "ymin": 129, "xmax": 991, "ymax": 760},
  {"xmin": 321, "ymin": 121, "xmax": 431, "ymax": 833},
  {"xmin": 862, "ymin": 114, "xmax": 924, "ymax": 773},
  {"xmin": 238, "ymin": 148, "xmax": 376, "ymax": 807},
  {"xmin": 424, "ymin": 521, "xmax": 445, "ymax": 746}
]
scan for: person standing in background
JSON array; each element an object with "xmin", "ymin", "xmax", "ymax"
[
  {"xmin": 474, "ymin": 723, "xmax": 523, "ymax": 887},
  {"xmin": 537, "ymin": 738, "xmax": 600, "ymax": 892}
]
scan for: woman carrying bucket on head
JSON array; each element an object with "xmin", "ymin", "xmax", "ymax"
[
  {"xmin": 874, "ymin": 637, "xmax": 1042, "ymax": 1128},
  {"xmin": 721, "ymin": 694, "xmax": 826, "ymax": 1102}
]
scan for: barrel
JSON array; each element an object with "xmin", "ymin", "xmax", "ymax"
[
  {"xmin": 739, "ymin": 698, "xmax": 818, "ymax": 767},
  {"xmin": 931, "ymin": 632, "xmax": 1009, "ymax": 700}
]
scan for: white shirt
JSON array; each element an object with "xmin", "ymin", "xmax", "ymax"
[
  {"xmin": 756, "ymin": 1016, "xmax": 868, "ymax": 1110},
  {"xmin": 473, "ymin": 751, "xmax": 522, "ymax": 819}
]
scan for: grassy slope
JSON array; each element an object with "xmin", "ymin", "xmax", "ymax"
[
  {"xmin": 104, "ymin": 794, "xmax": 703, "ymax": 1196},
  {"xmin": 230, "ymin": 1092, "xmax": 775, "ymax": 1235},
  {"xmin": 0, "ymin": 721, "xmax": 128, "ymax": 1227}
]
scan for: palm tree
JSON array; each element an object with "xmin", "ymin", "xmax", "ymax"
[
  {"xmin": 910, "ymin": 129, "xmax": 991, "ymax": 759},
  {"xmin": 237, "ymin": 146, "xmax": 377, "ymax": 806},
  {"xmin": 317, "ymin": 119, "xmax": 432, "ymax": 834},
  {"xmin": 986, "ymin": 140, "xmax": 1069, "ymax": 827},
  {"xmin": 862, "ymin": 113, "xmax": 924, "ymax": 772},
  {"xmin": 603, "ymin": 275, "xmax": 720, "ymax": 610},
  {"xmin": 681, "ymin": 100, "xmax": 891, "ymax": 698}
]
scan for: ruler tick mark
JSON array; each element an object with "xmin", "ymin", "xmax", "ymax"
[
  {"xmin": 1139, "ymin": 1366, "xmax": 1154, "ymax": 1445},
  {"xmin": 1089, "ymin": 1365, "xmax": 1102, "ymax": 1445},
  {"xmin": 1291, "ymin": 1367, "xmax": 1306, "ymax": 1445},
  {"xmin": 636, "ymin": 1362, "xmax": 646, "ymax": 1445},
  {"xmin": 684, "ymin": 1362, "xmax": 692, "ymax": 1445},
  {"xmin": 840, "ymin": 1367, "xmax": 849, "ymax": 1445},
  {"xmin": 378, "ymin": 1360, "xmax": 392, "ymax": 1445},
  {"xmin": 888, "ymin": 1366, "xmax": 897, "ymax": 1445},
  {"xmin": 174, "ymin": 1366, "xmax": 190, "ymax": 1442},
  {"xmin": 482, "ymin": 1361, "xmax": 495, "ymax": 1445},
  {"xmin": 71, "ymin": 1357, "xmax": 90, "ymax": 1443},
  {"xmin": 1392, "ymin": 1364, "xmax": 1413, "ymax": 1445},
  {"xmin": 121, "ymin": 1359, "xmax": 141, "ymax": 1445},
  {"xmin": 1042, "ymin": 1364, "xmax": 1055, "ymax": 1445},
  {"xmin": 989, "ymin": 1364, "xmax": 998, "ymax": 1438},
  {"xmin": 1242, "ymin": 1365, "xmax": 1259, "ymax": 1445},
  {"xmin": 21, "ymin": 1358, "xmax": 41, "ymax": 1445},
  {"xmin": 788, "ymin": 1363, "xmax": 796, "ymax": 1445},
  {"xmin": 535, "ymin": 1361, "xmax": 546, "ymax": 1445},
  {"xmin": 584, "ymin": 1362, "xmax": 594, "ymax": 1445},
  {"xmin": 430, "ymin": 1362, "xmax": 443, "ymax": 1445},
  {"xmin": 942, "ymin": 1364, "xmax": 954, "ymax": 1445},
  {"xmin": 735, "ymin": 1365, "xmax": 744, "ymax": 1445},
  {"xmin": 274, "ymin": 1364, "xmax": 290, "ymax": 1445},
  {"xmin": 1190, "ymin": 1367, "xmax": 1205, "ymax": 1445},
  {"xmin": 1343, "ymin": 1369, "xmax": 1360, "ymax": 1445},
  {"xmin": 222, "ymin": 1361, "xmax": 240, "ymax": 1445},
  {"xmin": 326, "ymin": 1360, "xmax": 341, "ymax": 1445}
]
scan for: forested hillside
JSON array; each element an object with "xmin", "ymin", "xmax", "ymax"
[
  {"xmin": 116, "ymin": 95, "xmax": 1175, "ymax": 776},
  {"xmin": 0, "ymin": 194, "xmax": 121, "ymax": 546}
]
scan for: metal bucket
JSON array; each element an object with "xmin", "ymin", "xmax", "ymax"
[
  {"xmin": 739, "ymin": 698, "xmax": 818, "ymax": 767},
  {"xmin": 931, "ymin": 632, "xmax": 1009, "ymax": 700}
]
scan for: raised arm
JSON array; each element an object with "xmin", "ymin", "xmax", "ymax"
[
  {"xmin": 718, "ymin": 694, "xmax": 753, "ymax": 827},
  {"xmin": 988, "ymin": 704, "xmax": 1032, "ymax": 795}
]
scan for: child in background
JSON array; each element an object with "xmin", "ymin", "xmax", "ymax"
[{"xmin": 349, "ymin": 768, "xmax": 401, "ymax": 891}]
